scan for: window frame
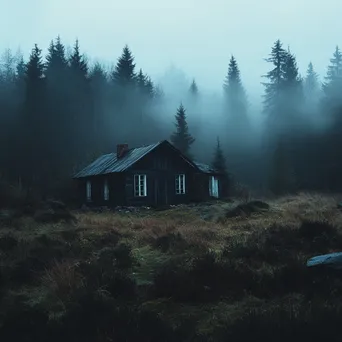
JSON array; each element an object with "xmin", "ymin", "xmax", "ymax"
[
  {"xmin": 175, "ymin": 174, "xmax": 186, "ymax": 195},
  {"xmin": 134, "ymin": 174, "xmax": 147, "ymax": 197},
  {"xmin": 86, "ymin": 180, "xmax": 92, "ymax": 202},
  {"xmin": 209, "ymin": 175, "xmax": 219, "ymax": 198},
  {"xmin": 103, "ymin": 178, "xmax": 109, "ymax": 201}
]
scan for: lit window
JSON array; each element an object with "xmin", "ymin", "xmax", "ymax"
[
  {"xmin": 104, "ymin": 178, "xmax": 109, "ymax": 201},
  {"xmin": 209, "ymin": 176, "xmax": 219, "ymax": 198},
  {"xmin": 175, "ymin": 174, "xmax": 185, "ymax": 194},
  {"xmin": 86, "ymin": 180, "xmax": 92, "ymax": 202},
  {"xmin": 134, "ymin": 174, "xmax": 147, "ymax": 197}
]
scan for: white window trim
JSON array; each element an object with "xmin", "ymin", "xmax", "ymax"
[
  {"xmin": 86, "ymin": 180, "xmax": 92, "ymax": 202},
  {"xmin": 175, "ymin": 174, "xmax": 186, "ymax": 195},
  {"xmin": 209, "ymin": 176, "xmax": 219, "ymax": 198},
  {"xmin": 134, "ymin": 174, "xmax": 147, "ymax": 197},
  {"xmin": 104, "ymin": 178, "xmax": 109, "ymax": 201}
]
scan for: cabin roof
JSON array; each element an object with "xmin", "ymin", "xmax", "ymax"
[
  {"xmin": 73, "ymin": 140, "xmax": 200, "ymax": 178},
  {"xmin": 193, "ymin": 161, "xmax": 221, "ymax": 174}
]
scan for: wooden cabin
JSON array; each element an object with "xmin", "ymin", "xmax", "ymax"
[{"xmin": 73, "ymin": 140, "xmax": 227, "ymax": 207}]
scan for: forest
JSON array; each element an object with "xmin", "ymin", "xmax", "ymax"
[
  {"xmin": 1, "ymin": 36, "xmax": 341, "ymax": 199},
  {"xmin": 2, "ymin": 35, "xmax": 342, "ymax": 342}
]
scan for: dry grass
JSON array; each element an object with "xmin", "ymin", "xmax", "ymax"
[
  {"xmin": 41, "ymin": 259, "xmax": 84, "ymax": 301},
  {"xmin": 2, "ymin": 192, "xmax": 342, "ymax": 341},
  {"xmin": 70, "ymin": 192, "xmax": 342, "ymax": 252}
]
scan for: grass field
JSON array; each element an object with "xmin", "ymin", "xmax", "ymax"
[{"xmin": 1, "ymin": 193, "xmax": 342, "ymax": 341}]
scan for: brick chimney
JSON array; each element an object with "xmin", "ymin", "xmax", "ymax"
[{"xmin": 117, "ymin": 143, "xmax": 128, "ymax": 158}]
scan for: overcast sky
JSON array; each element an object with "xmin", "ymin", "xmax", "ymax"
[{"xmin": 1, "ymin": 0, "xmax": 341, "ymax": 101}]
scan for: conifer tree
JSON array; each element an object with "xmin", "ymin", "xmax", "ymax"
[
  {"xmin": 305, "ymin": 62, "xmax": 319, "ymax": 97},
  {"xmin": 211, "ymin": 137, "xmax": 227, "ymax": 174},
  {"xmin": 322, "ymin": 46, "xmax": 342, "ymax": 107},
  {"xmin": 170, "ymin": 103, "xmax": 195, "ymax": 157},
  {"xmin": 111, "ymin": 45, "xmax": 136, "ymax": 87},
  {"xmin": 269, "ymin": 139, "xmax": 295, "ymax": 195},
  {"xmin": 89, "ymin": 62, "xmax": 108, "ymax": 147},
  {"xmin": 69, "ymin": 39, "xmax": 88, "ymax": 77},
  {"xmin": 281, "ymin": 49, "xmax": 303, "ymax": 118},
  {"xmin": 189, "ymin": 79, "xmax": 198, "ymax": 97},
  {"xmin": 262, "ymin": 40, "xmax": 287, "ymax": 115},
  {"xmin": 223, "ymin": 55, "xmax": 248, "ymax": 127},
  {"xmin": 22, "ymin": 44, "xmax": 46, "ymax": 189}
]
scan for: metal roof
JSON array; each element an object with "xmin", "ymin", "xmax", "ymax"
[
  {"xmin": 74, "ymin": 141, "xmax": 162, "ymax": 178},
  {"xmin": 194, "ymin": 161, "xmax": 220, "ymax": 174},
  {"xmin": 73, "ymin": 140, "xmax": 201, "ymax": 178}
]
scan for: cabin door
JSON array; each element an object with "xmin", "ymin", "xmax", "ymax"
[{"xmin": 154, "ymin": 175, "xmax": 168, "ymax": 206}]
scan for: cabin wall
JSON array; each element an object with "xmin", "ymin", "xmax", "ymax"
[
  {"xmin": 76, "ymin": 173, "xmax": 126, "ymax": 207},
  {"xmin": 127, "ymin": 147, "xmax": 197, "ymax": 206}
]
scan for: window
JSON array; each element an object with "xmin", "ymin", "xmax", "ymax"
[
  {"xmin": 209, "ymin": 176, "xmax": 219, "ymax": 198},
  {"xmin": 86, "ymin": 180, "xmax": 92, "ymax": 202},
  {"xmin": 175, "ymin": 174, "xmax": 186, "ymax": 194},
  {"xmin": 104, "ymin": 178, "xmax": 109, "ymax": 201},
  {"xmin": 134, "ymin": 174, "xmax": 147, "ymax": 197}
]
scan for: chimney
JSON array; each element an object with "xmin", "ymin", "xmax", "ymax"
[{"xmin": 117, "ymin": 143, "xmax": 128, "ymax": 158}]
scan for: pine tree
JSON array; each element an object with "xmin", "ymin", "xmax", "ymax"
[
  {"xmin": 269, "ymin": 139, "xmax": 295, "ymax": 195},
  {"xmin": 223, "ymin": 55, "xmax": 249, "ymax": 147},
  {"xmin": 111, "ymin": 45, "xmax": 136, "ymax": 87},
  {"xmin": 46, "ymin": 36, "xmax": 68, "ymax": 76},
  {"xmin": 136, "ymin": 68, "xmax": 154, "ymax": 99},
  {"xmin": 322, "ymin": 46, "xmax": 342, "ymax": 106},
  {"xmin": 212, "ymin": 137, "xmax": 227, "ymax": 174},
  {"xmin": 321, "ymin": 46, "xmax": 342, "ymax": 191},
  {"xmin": 305, "ymin": 62, "xmax": 319, "ymax": 96},
  {"xmin": 223, "ymin": 56, "xmax": 248, "ymax": 121},
  {"xmin": 170, "ymin": 103, "xmax": 195, "ymax": 157},
  {"xmin": 262, "ymin": 40, "xmax": 287, "ymax": 115},
  {"xmin": 69, "ymin": 39, "xmax": 88, "ymax": 78},
  {"xmin": 281, "ymin": 49, "xmax": 303, "ymax": 117},
  {"xmin": 89, "ymin": 62, "xmax": 109, "ymax": 150},
  {"xmin": 189, "ymin": 79, "xmax": 198, "ymax": 97},
  {"xmin": 22, "ymin": 44, "xmax": 46, "ymax": 190},
  {"xmin": 68, "ymin": 39, "xmax": 92, "ymax": 166}
]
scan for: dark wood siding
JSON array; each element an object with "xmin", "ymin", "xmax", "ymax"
[
  {"xmin": 127, "ymin": 145, "xmax": 197, "ymax": 206},
  {"xmin": 75, "ymin": 140, "xmax": 229, "ymax": 207},
  {"xmin": 76, "ymin": 173, "xmax": 126, "ymax": 207}
]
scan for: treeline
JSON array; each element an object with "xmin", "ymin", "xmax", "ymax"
[{"xmin": 0, "ymin": 36, "xmax": 341, "ymax": 198}]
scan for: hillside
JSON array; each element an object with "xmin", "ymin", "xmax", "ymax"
[{"xmin": 1, "ymin": 193, "xmax": 342, "ymax": 341}]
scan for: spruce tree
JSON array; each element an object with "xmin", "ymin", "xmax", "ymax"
[
  {"xmin": 68, "ymin": 39, "xmax": 92, "ymax": 166},
  {"xmin": 262, "ymin": 40, "xmax": 287, "ymax": 115},
  {"xmin": 45, "ymin": 36, "xmax": 68, "ymax": 78},
  {"xmin": 212, "ymin": 137, "xmax": 227, "ymax": 174},
  {"xmin": 69, "ymin": 39, "xmax": 88, "ymax": 78},
  {"xmin": 281, "ymin": 49, "xmax": 303, "ymax": 118},
  {"xmin": 23, "ymin": 44, "xmax": 46, "ymax": 190},
  {"xmin": 111, "ymin": 45, "xmax": 136, "ymax": 87},
  {"xmin": 170, "ymin": 103, "xmax": 195, "ymax": 157},
  {"xmin": 269, "ymin": 139, "xmax": 295, "ymax": 195},
  {"xmin": 305, "ymin": 62, "xmax": 319, "ymax": 96},
  {"xmin": 322, "ymin": 46, "xmax": 342, "ymax": 107},
  {"xmin": 189, "ymin": 79, "xmax": 198, "ymax": 97},
  {"xmin": 223, "ymin": 55, "xmax": 248, "ymax": 125},
  {"xmin": 321, "ymin": 46, "xmax": 342, "ymax": 191},
  {"xmin": 89, "ymin": 62, "xmax": 108, "ymax": 148},
  {"xmin": 136, "ymin": 68, "xmax": 154, "ymax": 99}
]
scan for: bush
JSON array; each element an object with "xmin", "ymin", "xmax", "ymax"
[
  {"xmin": 0, "ymin": 234, "xmax": 18, "ymax": 252},
  {"xmin": 213, "ymin": 301, "xmax": 342, "ymax": 342},
  {"xmin": 153, "ymin": 232, "xmax": 190, "ymax": 253}
]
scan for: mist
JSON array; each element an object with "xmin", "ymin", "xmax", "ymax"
[{"xmin": 1, "ymin": 0, "xmax": 342, "ymax": 199}]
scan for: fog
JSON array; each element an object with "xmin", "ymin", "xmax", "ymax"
[{"xmin": 1, "ymin": 0, "xmax": 342, "ymax": 198}]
